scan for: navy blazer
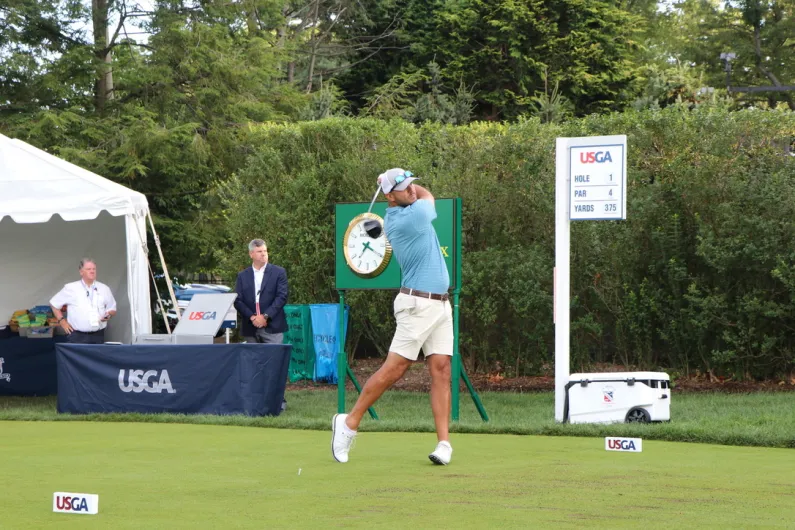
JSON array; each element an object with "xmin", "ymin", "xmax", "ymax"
[{"xmin": 234, "ymin": 264, "xmax": 289, "ymax": 337}]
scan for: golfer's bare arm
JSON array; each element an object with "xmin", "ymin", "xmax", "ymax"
[{"xmin": 413, "ymin": 184, "xmax": 435, "ymax": 207}]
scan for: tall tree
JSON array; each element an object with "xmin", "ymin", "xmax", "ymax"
[
  {"xmin": 334, "ymin": 0, "xmax": 646, "ymax": 119},
  {"xmin": 670, "ymin": 0, "xmax": 795, "ymax": 109},
  {"xmin": 0, "ymin": 0, "xmax": 93, "ymax": 115},
  {"xmin": 1, "ymin": 0, "xmax": 309, "ymax": 271},
  {"xmin": 0, "ymin": 0, "xmax": 155, "ymax": 116},
  {"xmin": 734, "ymin": 0, "xmax": 795, "ymax": 109}
]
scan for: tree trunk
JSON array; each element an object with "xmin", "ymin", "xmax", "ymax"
[
  {"xmin": 305, "ymin": 0, "xmax": 321, "ymax": 93},
  {"xmin": 244, "ymin": 0, "xmax": 259, "ymax": 35},
  {"xmin": 92, "ymin": 0, "xmax": 114, "ymax": 114},
  {"xmin": 276, "ymin": 6, "xmax": 295, "ymax": 84}
]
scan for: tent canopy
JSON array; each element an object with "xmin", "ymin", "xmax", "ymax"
[
  {"xmin": 0, "ymin": 134, "xmax": 152, "ymax": 343},
  {"xmin": 0, "ymin": 134, "xmax": 148, "ymax": 223}
]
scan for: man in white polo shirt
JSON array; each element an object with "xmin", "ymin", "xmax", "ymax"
[{"xmin": 50, "ymin": 258, "xmax": 117, "ymax": 344}]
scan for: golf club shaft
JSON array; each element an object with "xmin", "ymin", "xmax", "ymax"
[{"xmin": 366, "ymin": 185, "xmax": 380, "ymax": 213}]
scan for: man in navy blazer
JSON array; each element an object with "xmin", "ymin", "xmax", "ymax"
[{"xmin": 235, "ymin": 239, "xmax": 289, "ymax": 344}]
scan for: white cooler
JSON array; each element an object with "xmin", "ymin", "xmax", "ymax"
[{"xmin": 565, "ymin": 371, "xmax": 671, "ymax": 424}]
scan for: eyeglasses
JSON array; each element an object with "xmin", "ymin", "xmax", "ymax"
[{"xmin": 392, "ymin": 171, "xmax": 413, "ymax": 186}]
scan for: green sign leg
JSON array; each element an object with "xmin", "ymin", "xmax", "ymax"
[
  {"xmin": 452, "ymin": 291, "xmax": 461, "ymax": 421},
  {"xmin": 451, "ymin": 199, "xmax": 488, "ymax": 422},
  {"xmin": 337, "ymin": 291, "xmax": 346, "ymax": 414},
  {"xmin": 337, "ymin": 290, "xmax": 378, "ymax": 419},
  {"xmin": 346, "ymin": 364, "xmax": 378, "ymax": 420},
  {"xmin": 461, "ymin": 363, "xmax": 489, "ymax": 421}
]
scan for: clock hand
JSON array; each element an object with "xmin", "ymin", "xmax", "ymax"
[
  {"xmin": 362, "ymin": 241, "xmax": 383, "ymax": 258},
  {"xmin": 360, "ymin": 241, "xmax": 382, "ymax": 258}
]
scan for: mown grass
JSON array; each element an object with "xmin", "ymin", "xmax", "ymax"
[
  {"xmin": 2, "ymin": 389, "xmax": 794, "ymax": 448},
  {"xmin": 4, "ymin": 421, "xmax": 795, "ymax": 529}
]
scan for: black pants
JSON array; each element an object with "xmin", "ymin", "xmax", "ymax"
[{"xmin": 66, "ymin": 330, "xmax": 105, "ymax": 344}]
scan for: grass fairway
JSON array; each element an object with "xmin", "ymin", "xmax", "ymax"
[
  {"xmin": 4, "ymin": 421, "xmax": 794, "ymax": 528},
  {"xmin": 4, "ymin": 390, "xmax": 795, "ymax": 447}
]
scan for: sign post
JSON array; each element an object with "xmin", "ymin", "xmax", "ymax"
[{"xmin": 555, "ymin": 135, "xmax": 627, "ymax": 422}]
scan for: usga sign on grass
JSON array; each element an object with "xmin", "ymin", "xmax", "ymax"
[
  {"xmin": 605, "ymin": 437, "xmax": 643, "ymax": 452},
  {"xmin": 52, "ymin": 492, "xmax": 99, "ymax": 515}
]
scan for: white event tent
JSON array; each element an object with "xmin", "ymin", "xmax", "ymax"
[{"xmin": 0, "ymin": 133, "xmax": 153, "ymax": 343}]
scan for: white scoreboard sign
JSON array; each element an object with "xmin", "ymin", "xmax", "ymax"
[
  {"xmin": 568, "ymin": 138, "xmax": 626, "ymax": 221},
  {"xmin": 555, "ymin": 134, "xmax": 628, "ymax": 422}
]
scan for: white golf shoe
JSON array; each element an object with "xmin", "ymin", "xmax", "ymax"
[
  {"xmin": 331, "ymin": 413, "xmax": 356, "ymax": 463},
  {"xmin": 429, "ymin": 441, "xmax": 453, "ymax": 465}
]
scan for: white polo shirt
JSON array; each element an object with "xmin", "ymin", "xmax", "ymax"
[{"xmin": 50, "ymin": 280, "xmax": 117, "ymax": 332}]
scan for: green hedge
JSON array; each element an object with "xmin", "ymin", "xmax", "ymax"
[{"xmin": 215, "ymin": 107, "xmax": 795, "ymax": 379}]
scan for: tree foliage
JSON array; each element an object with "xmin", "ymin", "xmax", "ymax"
[
  {"xmin": 663, "ymin": 0, "xmax": 795, "ymax": 109},
  {"xmin": 1, "ymin": 0, "xmax": 309, "ymax": 271},
  {"xmin": 1, "ymin": 0, "xmax": 793, "ymax": 372},
  {"xmin": 338, "ymin": 0, "xmax": 647, "ymax": 120},
  {"xmin": 215, "ymin": 108, "xmax": 795, "ymax": 379}
]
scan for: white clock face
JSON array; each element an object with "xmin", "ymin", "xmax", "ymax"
[{"xmin": 344, "ymin": 215, "xmax": 391, "ymax": 277}]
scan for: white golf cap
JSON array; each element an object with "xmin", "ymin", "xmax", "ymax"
[{"xmin": 379, "ymin": 168, "xmax": 419, "ymax": 194}]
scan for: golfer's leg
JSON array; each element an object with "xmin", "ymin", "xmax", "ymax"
[
  {"xmin": 424, "ymin": 299, "xmax": 454, "ymax": 442},
  {"xmin": 346, "ymin": 352, "xmax": 412, "ymax": 430},
  {"xmin": 427, "ymin": 353, "xmax": 452, "ymax": 442}
]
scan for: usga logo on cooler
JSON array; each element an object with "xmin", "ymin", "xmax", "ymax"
[
  {"xmin": 118, "ymin": 369, "xmax": 176, "ymax": 394},
  {"xmin": 53, "ymin": 492, "xmax": 99, "ymax": 515},
  {"xmin": 605, "ymin": 437, "xmax": 643, "ymax": 452}
]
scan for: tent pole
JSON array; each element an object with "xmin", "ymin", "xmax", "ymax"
[
  {"xmin": 131, "ymin": 212, "xmax": 171, "ymax": 333},
  {"xmin": 147, "ymin": 212, "xmax": 181, "ymax": 322}
]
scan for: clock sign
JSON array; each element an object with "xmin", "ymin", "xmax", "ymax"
[{"xmin": 342, "ymin": 212, "xmax": 392, "ymax": 278}]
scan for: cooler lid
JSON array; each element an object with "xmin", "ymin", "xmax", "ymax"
[
  {"xmin": 569, "ymin": 371, "xmax": 670, "ymax": 382},
  {"xmin": 172, "ymin": 293, "xmax": 237, "ymax": 336}
]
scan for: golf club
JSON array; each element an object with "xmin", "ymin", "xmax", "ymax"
[{"xmin": 363, "ymin": 184, "xmax": 383, "ymax": 238}]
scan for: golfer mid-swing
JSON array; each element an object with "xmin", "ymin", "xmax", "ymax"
[{"xmin": 332, "ymin": 168, "xmax": 454, "ymax": 465}]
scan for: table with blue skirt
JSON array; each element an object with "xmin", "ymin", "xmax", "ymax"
[
  {"xmin": 0, "ymin": 330, "xmax": 66, "ymax": 396},
  {"xmin": 55, "ymin": 343, "xmax": 291, "ymax": 416}
]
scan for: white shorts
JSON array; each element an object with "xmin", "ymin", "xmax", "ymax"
[{"xmin": 389, "ymin": 292, "xmax": 454, "ymax": 361}]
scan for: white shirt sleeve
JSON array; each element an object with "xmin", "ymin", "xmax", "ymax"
[
  {"xmin": 101, "ymin": 283, "xmax": 117, "ymax": 312},
  {"xmin": 50, "ymin": 284, "xmax": 73, "ymax": 309}
]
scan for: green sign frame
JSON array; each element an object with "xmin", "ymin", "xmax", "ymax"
[
  {"xmin": 333, "ymin": 197, "xmax": 486, "ymax": 422},
  {"xmin": 334, "ymin": 199, "xmax": 459, "ymax": 290}
]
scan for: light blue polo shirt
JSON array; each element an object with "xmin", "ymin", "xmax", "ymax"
[{"xmin": 385, "ymin": 199, "xmax": 449, "ymax": 294}]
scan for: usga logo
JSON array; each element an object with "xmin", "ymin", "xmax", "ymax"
[
  {"xmin": 0, "ymin": 357, "xmax": 10, "ymax": 382},
  {"xmin": 53, "ymin": 492, "xmax": 99, "ymax": 515},
  {"xmin": 579, "ymin": 151, "xmax": 613, "ymax": 164},
  {"xmin": 605, "ymin": 437, "xmax": 643, "ymax": 452},
  {"xmin": 189, "ymin": 311, "xmax": 217, "ymax": 320},
  {"xmin": 118, "ymin": 369, "xmax": 176, "ymax": 394}
]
